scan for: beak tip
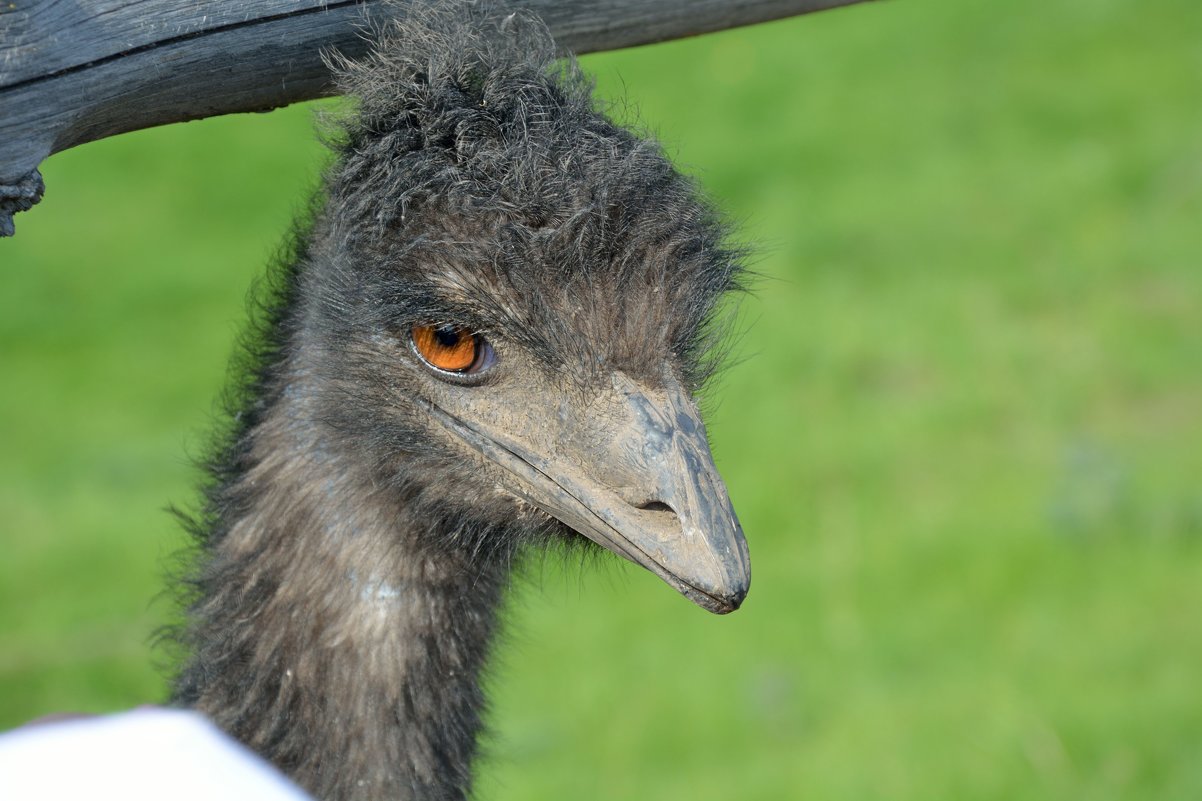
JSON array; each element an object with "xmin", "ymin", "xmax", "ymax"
[{"xmin": 685, "ymin": 571, "xmax": 750, "ymax": 615}]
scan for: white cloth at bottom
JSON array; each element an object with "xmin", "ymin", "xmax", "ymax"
[{"xmin": 0, "ymin": 707, "xmax": 312, "ymax": 800}]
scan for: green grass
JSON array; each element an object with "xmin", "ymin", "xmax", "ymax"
[{"xmin": 2, "ymin": 0, "xmax": 1200, "ymax": 798}]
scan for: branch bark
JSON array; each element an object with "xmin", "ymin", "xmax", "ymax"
[{"xmin": 0, "ymin": 0, "xmax": 873, "ymax": 233}]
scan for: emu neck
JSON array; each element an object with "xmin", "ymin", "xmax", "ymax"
[{"xmin": 175, "ymin": 396, "xmax": 510, "ymax": 801}]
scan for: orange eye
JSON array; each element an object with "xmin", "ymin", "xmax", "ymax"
[{"xmin": 411, "ymin": 324, "xmax": 485, "ymax": 373}]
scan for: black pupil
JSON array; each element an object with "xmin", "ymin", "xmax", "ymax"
[{"xmin": 434, "ymin": 326, "xmax": 462, "ymax": 347}]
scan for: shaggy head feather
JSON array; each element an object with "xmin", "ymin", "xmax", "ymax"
[{"xmin": 319, "ymin": 1, "xmax": 743, "ymax": 392}]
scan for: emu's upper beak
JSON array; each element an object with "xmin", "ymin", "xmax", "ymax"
[{"xmin": 428, "ymin": 372, "xmax": 750, "ymax": 614}]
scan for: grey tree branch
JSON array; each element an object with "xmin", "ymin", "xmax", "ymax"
[{"xmin": 0, "ymin": 0, "xmax": 873, "ymax": 235}]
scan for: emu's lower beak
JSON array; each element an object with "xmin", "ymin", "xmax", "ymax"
[{"xmin": 429, "ymin": 373, "xmax": 750, "ymax": 614}]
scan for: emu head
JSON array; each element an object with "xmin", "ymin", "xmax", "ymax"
[{"xmin": 292, "ymin": 5, "xmax": 750, "ymax": 612}]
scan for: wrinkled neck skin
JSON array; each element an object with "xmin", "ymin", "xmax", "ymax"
[{"xmin": 173, "ymin": 373, "xmax": 512, "ymax": 801}]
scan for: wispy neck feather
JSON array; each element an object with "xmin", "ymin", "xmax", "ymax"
[{"xmin": 173, "ymin": 390, "xmax": 513, "ymax": 801}]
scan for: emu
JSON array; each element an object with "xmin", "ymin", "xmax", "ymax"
[{"xmin": 171, "ymin": 3, "xmax": 750, "ymax": 799}]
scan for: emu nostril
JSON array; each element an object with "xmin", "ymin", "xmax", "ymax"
[{"xmin": 638, "ymin": 500, "xmax": 676, "ymax": 516}]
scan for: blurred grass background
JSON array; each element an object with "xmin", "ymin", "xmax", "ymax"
[{"xmin": 3, "ymin": 0, "xmax": 1201, "ymax": 798}]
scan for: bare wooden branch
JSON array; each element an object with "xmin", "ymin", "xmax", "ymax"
[{"xmin": 0, "ymin": 0, "xmax": 873, "ymax": 233}]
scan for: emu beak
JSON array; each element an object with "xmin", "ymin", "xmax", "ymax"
[{"xmin": 428, "ymin": 373, "xmax": 751, "ymax": 614}]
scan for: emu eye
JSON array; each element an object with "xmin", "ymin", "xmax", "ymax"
[{"xmin": 411, "ymin": 324, "xmax": 494, "ymax": 377}]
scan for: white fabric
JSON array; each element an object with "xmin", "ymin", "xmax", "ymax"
[{"xmin": 0, "ymin": 708, "xmax": 313, "ymax": 800}]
